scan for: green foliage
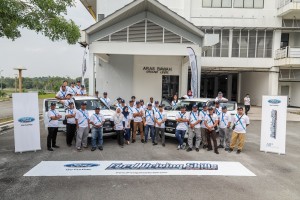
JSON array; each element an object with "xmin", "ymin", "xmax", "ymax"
[
  {"xmin": 0, "ymin": 0, "xmax": 80, "ymax": 44},
  {"xmin": 0, "ymin": 90, "xmax": 7, "ymax": 97},
  {"xmin": 38, "ymin": 90, "xmax": 46, "ymax": 95}
]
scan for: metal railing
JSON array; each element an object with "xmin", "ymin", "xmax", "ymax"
[
  {"xmin": 278, "ymin": 0, "xmax": 300, "ymax": 9},
  {"xmin": 275, "ymin": 46, "xmax": 300, "ymax": 59}
]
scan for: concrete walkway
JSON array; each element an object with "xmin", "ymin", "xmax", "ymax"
[{"xmin": 247, "ymin": 106, "xmax": 300, "ymax": 121}]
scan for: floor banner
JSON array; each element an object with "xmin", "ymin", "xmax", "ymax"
[
  {"xmin": 24, "ymin": 161, "xmax": 256, "ymax": 177},
  {"xmin": 260, "ymin": 96, "xmax": 287, "ymax": 154},
  {"xmin": 12, "ymin": 93, "xmax": 41, "ymax": 152}
]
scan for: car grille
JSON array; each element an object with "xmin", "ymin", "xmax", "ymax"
[
  {"xmin": 103, "ymin": 119, "xmax": 114, "ymax": 133},
  {"xmin": 165, "ymin": 119, "xmax": 177, "ymax": 134}
]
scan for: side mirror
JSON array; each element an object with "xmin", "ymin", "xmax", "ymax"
[{"xmin": 164, "ymin": 106, "xmax": 172, "ymax": 111}]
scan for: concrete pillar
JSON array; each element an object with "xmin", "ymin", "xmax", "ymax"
[
  {"xmin": 269, "ymin": 67, "xmax": 279, "ymax": 95},
  {"xmin": 214, "ymin": 77, "xmax": 218, "ymax": 97},
  {"xmin": 227, "ymin": 74, "xmax": 233, "ymax": 101},
  {"xmin": 237, "ymin": 72, "xmax": 242, "ymax": 103},
  {"xmin": 204, "ymin": 79, "xmax": 208, "ymax": 98},
  {"xmin": 88, "ymin": 53, "xmax": 95, "ymax": 96},
  {"xmin": 229, "ymin": 29, "xmax": 233, "ymax": 58},
  {"xmin": 180, "ymin": 56, "xmax": 189, "ymax": 97}
]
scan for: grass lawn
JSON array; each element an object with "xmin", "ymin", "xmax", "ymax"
[
  {"xmin": 38, "ymin": 93, "xmax": 55, "ymax": 99},
  {"xmin": 0, "ymin": 117, "xmax": 13, "ymax": 123}
]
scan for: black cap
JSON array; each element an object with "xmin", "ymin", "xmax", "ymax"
[
  {"xmin": 237, "ymin": 106, "xmax": 243, "ymax": 110},
  {"xmin": 208, "ymin": 106, "xmax": 214, "ymax": 110},
  {"xmin": 140, "ymin": 99, "xmax": 144, "ymax": 102},
  {"xmin": 136, "ymin": 101, "xmax": 140, "ymax": 104},
  {"xmin": 117, "ymin": 97, "xmax": 122, "ymax": 101},
  {"xmin": 192, "ymin": 104, "xmax": 197, "ymax": 108},
  {"xmin": 148, "ymin": 103, "xmax": 152, "ymax": 106},
  {"xmin": 215, "ymin": 101, "xmax": 220, "ymax": 104},
  {"xmin": 222, "ymin": 106, "xmax": 227, "ymax": 110},
  {"xmin": 71, "ymin": 82, "xmax": 75, "ymax": 84},
  {"xmin": 50, "ymin": 102, "xmax": 56, "ymax": 106},
  {"xmin": 121, "ymin": 99, "xmax": 125, "ymax": 103},
  {"xmin": 203, "ymin": 105, "xmax": 208, "ymax": 108},
  {"xmin": 155, "ymin": 101, "xmax": 159, "ymax": 104},
  {"xmin": 81, "ymin": 85, "xmax": 85, "ymax": 88},
  {"xmin": 103, "ymin": 92, "xmax": 107, "ymax": 95},
  {"xmin": 77, "ymin": 80, "xmax": 81, "ymax": 83},
  {"xmin": 95, "ymin": 107, "xmax": 100, "ymax": 110},
  {"xmin": 158, "ymin": 104, "xmax": 163, "ymax": 108},
  {"xmin": 131, "ymin": 96, "xmax": 136, "ymax": 99},
  {"xmin": 81, "ymin": 101, "xmax": 87, "ymax": 105}
]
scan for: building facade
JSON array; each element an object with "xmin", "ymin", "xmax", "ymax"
[{"xmin": 80, "ymin": 0, "xmax": 300, "ymax": 106}]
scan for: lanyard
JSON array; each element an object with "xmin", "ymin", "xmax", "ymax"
[
  {"xmin": 215, "ymin": 109, "xmax": 220, "ymax": 115},
  {"xmin": 178, "ymin": 112, "xmax": 188, "ymax": 127},
  {"xmin": 200, "ymin": 111, "xmax": 207, "ymax": 124},
  {"xmin": 60, "ymin": 91, "xmax": 66, "ymax": 97},
  {"xmin": 146, "ymin": 110, "xmax": 154, "ymax": 122},
  {"xmin": 70, "ymin": 88, "xmax": 76, "ymax": 94},
  {"xmin": 128, "ymin": 106, "xmax": 133, "ymax": 113},
  {"xmin": 154, "ymin": 107, "xmax": 158, "ymax": 113},
  {"xmin": 80, "ymin": 90, "xmax": 84, "ymax": 95},
  {"xmin": 191, "ymin": 111, "xmax": 198, "ymax": 122},
  {"xmin": 78, "ymin": 109, "xmax": 88, "ymax": 125},
  {"xmin": 49, "ymin": 110, "xmax": 57, "ymax": 122},
  {"xmin": 157, "ymin": 112, "xmax": 163, "ymax": 120},
  {"xmin": 101, "ymin": 98, "xmax": 108, "ymax": 105},
  {"xmin": 235, "ymin": 114, "xmax": 246, "ymax": 130},
  {"xmin": 93, "ymin": 114, "xmax": 102, "ymax": 124},
  {"xmin": 68, "ymin": 109, "xmax": 73, "ymax": 115}
]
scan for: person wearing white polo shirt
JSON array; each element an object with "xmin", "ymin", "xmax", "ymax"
[
  {"xmin": 75, "ymin": 101, "xmax": 90, "ymax": 151},
  {"xmin": 143, "ymin": 103, "xmax": 155, "ymax": 144},
  {"xmin": 244, "ymin": 94, "xmax": 251, "ymax": 115},
  {"xmin": 218, "ymin": 106, "xmax": 231, "ymax": 151},
  {"xmin": 90, "ymin": 106, "xmax": 105, "ymax": 151},
  {"xmin": 153, "ymin": 101, "xmax": 159, "ymax": 114},
  {"xmin": 175, "ymin": 106, "xmax": 189, "ymax": 150},
  {"xmin": 68, "ymin": 82, "xmax": 77, "ymax": 96},
  {"xmin": 229, "ymin": 107, "xmax": 250, "ymax": 154},
  {"xmin": 204, "ymin": 107, "xmax": 219, "ymax": 154},
  {"xmin": 154, "ymin": 104, "xmax": 167, "ymax": 146},
  {"xmin": 55, "ymin": 85, "xmax": 68, "ymax": 100},
  {"xmin": 215, "ymin": 91, "xmax": 228, "ymax": 102},
  {"xmin": 186, "ymin": 104, "xmax": 201, "ymax": 152},
  {"xmin": 128, "ymin": 100, "xmax": 135, "ymax": 137},
  {"xmin": 101, "ymin": 92, "xmax": 111, "ymax": 107},
  {"xmin": 59, "ymin": 93, "xmax": 74, "ymax": 109},
  {"xmin": 132, "ymin": 101, "xmax": 144, "ymax": 143},
  {"xmin": 76, "ymin": 85, "xmax": 87, "ymax": 96},
  {"xmin": 47, "ymin": 102, "xmax": 62, "ymax": 151},
  {"xmin": 65, "ymin": 101, "xmax": 76, "ymax": 147},
  {"xmin": 199, "ymin": 105, "xmax": 209, "ymax": 149},
  {"xmin": 75, "ymin": 80, "xmax": 81, "ymax": 91}
]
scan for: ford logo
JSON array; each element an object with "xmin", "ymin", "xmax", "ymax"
[
  {"xmin": 268, "ymin": 99, "xmax": 281, "ymax": 104},
  {"xmin": 64, "ymin": 163, "xmax": 99, "ymax": 168},
  {"xmin": 18, "ymin": 117, "xmax": 35, "ymax": 123}
]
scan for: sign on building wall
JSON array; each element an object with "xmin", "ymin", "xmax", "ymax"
[
  {"xmin": 260, "ymin": 96, "xmax": 287, "ymax": 154},
  {"xmin": 13, "ymin": 93, "xmax": 41, "ymax": 153}
]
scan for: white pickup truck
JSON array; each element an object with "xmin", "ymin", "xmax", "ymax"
[{"xmin": 43, "ymin": 96, "xmax": 116, "ymax": 137}]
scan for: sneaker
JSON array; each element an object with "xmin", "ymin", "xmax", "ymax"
[
  {"xmin": 77, "ymin": 148, "xmax": 82, "ymax": 152},
  {"xmin": 99, "ymin": 146, "xmax": 103, "ymax": 151},
  {"xmin": 53, "ymin": 145, "xmax": 60, "ymax": 148},
  {"xmin": 83, "ymin": 146, "xmax": 88, "ymax": 148},
  {"xmin": 181, "ymin": 143, "xmax": 186, "ymax": 150},
  {"xmin": 91, "ymin": 147, "xmax": 96, "ymax": 151},
  {"xmin": 153, "ymin": 143, "xmax": 158, "ymax": 146},
  {"xmin": 196, "ymin": 148, "xmax": 199, "ymax": 152},
  {"xmin": 120, "ymin": 145, "xmax": 124, "ymax": 148},
  {"xmin": 47, "ymin": 148, "xmax": 54, "ymax": 151},
  {"xmin": 67, "ymin": 144, "xmax": 72, "ymax": 147},
  {"xmin": 186, "ymin": 147, "xmax": 193, "ymax": 152},
  {"xmin": 162, "ymin": 143, "xmax": 165, "ymax": 147},
  {"xmin": 224, "ymin": 147, "xmax": 229, "ymax": 151},
  {"xmin": 218, "ymin": 145, "xmax": 224, "ymax": 148},
  {"xmin": 126, "ymin": 141, "xmax": 130, "ymax": 145},
  {"xmin": 207, "ymin": 148, "xmax": 212, "ymax": 151},
  {"xmin": 237, "ymin": 149, "xmax": 241, "ymax": 154},
  {"xmin": 228, "ymin": 148, "xmax": 233, "ymax": 153},
  {"xmin": 132, "ymin": 139, "xmax": 136, "ymax": 143},
  {"xmin": 177, "ymin": 145, "xmax": 181, "ymax": 150},
  {"xmin": 203, "ymin": 145, "xmax": 207, "ymax": 149},
  {"xmin": 141, "ymin": 139, "xmax": 145, "ymax": 143},
  {"xmin": 214, "ymin": 150, "xmax": 219, "ymax": 154}
]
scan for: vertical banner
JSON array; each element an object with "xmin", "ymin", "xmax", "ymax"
[
  {"xmin": 13, "ymin": 93, "xmax": 41, "ymax": 152},
  {"xmin": 81, "ymin": 45, "xmax": 89, "ymax": 84},
  {"xmin": 260, "ymin": 96, "xmax": 287, "ymax": 154},
  {"xmin": 187, "ymin": 47, "xmax": 198, "ymax": 98}
]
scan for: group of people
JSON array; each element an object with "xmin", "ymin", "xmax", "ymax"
[
  {"xmin": 47, "ymin": 82, "xmax": 251, "ymax": 155},
  {"xmin": 55, "ymin": 80, "xmax": 87, "ymax": 100}
]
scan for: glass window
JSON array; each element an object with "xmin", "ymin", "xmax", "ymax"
[
  {"xmin": 244, "ymin": 0, "xmax": 254, "ymax": 8},
  {"xmin": 203, "ymin": 0, "xmax": 212, "ymax": 7},
  {"xmin": 212, "ymin": 0, "xmax": 222, "ymax": 7},
  {"xmin": 222, "ymin": 0, "xmax": 232, "ymax": 7},
  {"xmin": 265, "ymin": 31, "xmax": 273, "ymax": 58},
  {"xmin": 256, "ymin": 30, "xmax": 265, "ymax": 58},
  {"xmin": 248, "ymin": 30, "xmax": 256, "ymax": 58},
  {"xmin": 254, "ymin": 0, "xmax": 264, "ymax": 8},
  {"xmin": 232, "ymin": 30, "xmax": 240, "ymax": 57},
  {"xmin": 234, "ymin": 0, "xmax": 264, "ymax": 8},
  {"xmin": 213, "ymin": 29, "xmax": 221, "ymax": 57},
  {"xmin": 221, "ymin": 29, "xmax": 229, "ymax": 57},
  {"xmin": 234, "ymin": 0, "xmax": 243, "ymax": 7},
  {"xmin": 240, "ymin": 30, "xmax": 248, "ymax": 57}
]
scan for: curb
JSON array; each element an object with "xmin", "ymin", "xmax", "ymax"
[{"xmin": 0, "ymin": 123, "xmax": 13, "ymax": 132}]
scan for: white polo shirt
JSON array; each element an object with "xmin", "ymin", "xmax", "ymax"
[
  {"xmin": 219, "ymin": 112, "xmax": 231, "ymax": 129},
  {"xmin": 244, "ymin": 97, "xmax": 251, "ymax": 106},
  {"xmin": 133, "ymin": 107, "xmax": 144, "ymax": 123},
  {"xmin": 155, "ymin": 111, "xmax": 167, "ymax": 128},
  {"xmin": 128, "ymin": 106, "xmax": 135, "ymax": 114},
  {"xmin": 56, "ymin": 90, "xmax": 67, "ymax": 99},
  {"xmin": 62, "ymin": 99, "xmax": 75, "ymax": 109},
  {"xmin": 199, "ymin": 110, "xmax": 208, "ymax": 129},
  {"xmin": 175, "ymin": 112, "xmax": 189, "ymax": 131},
  {"xmin": 68, "ymin": 86, "xmax": 77, "ymax": 96},
  {"xmin": 214, "ymin": 107, "xmax": 222, "ymax": 118},
  {"xmin": 205, "ymin": 114, "xmax": 218, "ymax": 127},
  {"xmin": 75, "ymin": 109, "xmax": 90, "ymax": 127},
  {"xmin": 66, "ymin": 108, "xmax": 76, "ymax": 124},
  {"xmin": 153, "ymin": 106, "xmax": 159, "ymax": 114},
  {"xmin": 90, "ymin": 113, "xmax": 105, "ymax": 128},
  {"xmin": 189, "ymin": 111, "xmax": 201, "ymax": 129},
  {"xmin": 232, "ymin": 114, "xmax": 250, "ymax": 133},
  {"xmin": 143, "ymin": 109, "xmax": 155, "ymax": 126},
  {"xmin": 101, "ymin": 97, "xmax": 111, "ymax": 106},
  {"xmin": 47, "ymin": 109, "xmax": 60, "ymax": 127},
  {"xmin": 77, "ymin": 89, "xmax": 87, "ymax": 96}
]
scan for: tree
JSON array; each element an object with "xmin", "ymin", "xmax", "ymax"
[{"xmin": 0, "ymin": 0, "xmax": 80, "ymax": 44}]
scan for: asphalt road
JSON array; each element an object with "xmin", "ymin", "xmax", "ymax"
[
  {"xmin": 0, "ymin": 121, "xmax": 299, "ymax": 200},
  {"xmin": 0, "ymin": 99, "xmax": 43, "ymax": 119}
]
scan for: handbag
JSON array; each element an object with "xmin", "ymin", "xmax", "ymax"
[
  {"xmin": 63, "ymin": 117, "xmax": 67, "ymax": 125},
  {"xmin": 208, "ymin": 115, "xmax": 218, "ymax": 131}
]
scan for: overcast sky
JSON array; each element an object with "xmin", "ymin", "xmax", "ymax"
[{"xmin": 0, "ymin": 0, "xmax": 95, "ymax": 78}]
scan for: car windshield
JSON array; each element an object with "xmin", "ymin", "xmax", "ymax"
[
  {"xmin": 173, "ymin": 101, "xmax": 205, "ymax": 111},
  {"xmin": 75, "ymin": 99, "xmax": 108, "ymax": 110},
  {"xmin": 47, "ymin": 100, "xmax": 64, "ymax": 112},
  {"xmin": 219, "ymin": 102, "xmax": 236, "ymax": 111}
]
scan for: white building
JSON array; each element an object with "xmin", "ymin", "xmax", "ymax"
[{"xmin": 80, "ymin": 0, "xmax": 300, "ymax": 107}]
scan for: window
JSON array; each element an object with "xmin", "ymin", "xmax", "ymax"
[
  {"xmin": 233, "ymin": 0, "xmax": 264, "ymax": 8},
  {"xmin": 203, "ymin": 0, "xmax": 232, "ymax": 8},
  {"xmin": 202, "ymin": 29, "xmax": 230, "ymax": 57}
]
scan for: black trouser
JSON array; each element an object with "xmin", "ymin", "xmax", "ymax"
[
  {"xmin": 245, "ymin": 105, "xmax": 250, "ymax": 115},
  {"xmin": 66, "ymin": 123, "xmax": 76, "ymax": 145},
  {"xmin": 116, "ymin": 130, "xmax": 124, "ymax": 146},
  {"xmin": 206, "ymin": 129, "xmax": 218, "ymax": 151},
  {"xmin": 47, "ymin": 127, "xmax": 58, "ymax": 148},
  {"xmin": 130, "ymin": 120, "xmax": 134, "ymax": 137}
]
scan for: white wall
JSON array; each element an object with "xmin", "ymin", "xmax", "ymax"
[
  {"xmin": 133, "ymin": 55, "xmax": 182, "ymax": 102},
  {"xmin": 289, "ymin": 32, "xmax": 300, "ymax": 47},
  {"xmin": 97, "ymin": 54, "xmax": 134, "ymax": 101},
  {"xmin": 289, "ymin": 82, "xmax": 300, "ymax": 107}
]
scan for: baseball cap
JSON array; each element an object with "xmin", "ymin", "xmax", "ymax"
[
  {"xmin": 81, "ymin": 101, "xmax": 87, "ymax": 105},
  {"xmin": 95, "ymin": 107, "xmax": 100, "ymax": 110},
  {"xmin": 215, "ymin": 101, "xmax": 220, "ymax": 104},
  {"xmin": 66, "ymin": 92, "xmax": 72, "ymax": 96},
  {"xmin": 203, "ymin": 105, "xmax": 208, "ymax": 108},
  {"xmin": 148, "ymin": 103, "xmax": 152, "ymax": 106},
  {"xmin": 136, "ymin": 101, "xmax": 140, "ymax": 104},
  {"xmin": 222, "ymin": 106, "xmax": 227, "ymax": 110},
  {"xmin": 208, "ymin": 106, "xmax": 214, "ymax": 110},
  {"xmin": 158, "ymin": 104, "xmax": 163, "ymax": 108},
  {"xmin": 140, "ymin": 99, "xmax": 144, "ymax": 102},
  {"xmin": 50, "ymin": 102, "xmax": 56, "ymax": 106},
  {"xmin": 180, "ymin": 106, "xmax": 186, "ymax": 109},
  {"xmin": 77, "ymin": 80, "xmax": 81, "ymax": 83},
  {"xmin": 131, "ymin": 96, "xmax": 136, "ymax": 99},
  {"xmin": 155, "ymin": 101, "xmax": 159, "ymax": 104},
  {"xmin": 121, "ymin": 99, "xmax": 125, "ymax": 103},
  {"xmin": 192, "ymin": 104, "xmax": 197, "ymax": 108}
]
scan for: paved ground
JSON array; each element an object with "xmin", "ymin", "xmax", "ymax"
[{"xmin": 0, "ymin": 120, "xmax": 299, "ymax": 200}]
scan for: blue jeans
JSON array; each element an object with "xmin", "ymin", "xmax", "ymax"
[
  {"xmin": 175, "ymin": 129, "xmax": 186, "ymax": 145},
  {"xmin": 124, "ymin": 128, "xmax": 131, "ymax": 141},
  {"xmin": 144, "ymin": 124, "xmax": 155, "ymax": 142},
  {"xmin": 92, "ymin": 127, "xmax": 103, "ymax": 148}
]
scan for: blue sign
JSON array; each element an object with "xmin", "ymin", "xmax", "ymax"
[
  {"xmin": 268, "ymin": 99, "xmax": 281, "ymax": 104},
  {"xmin": 18, "ymin": 117, "xmax": 35, "ymax": 123},
  {"xmin": 64, "ymin": 163, "xmax": 100, "ymax": 168}
]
